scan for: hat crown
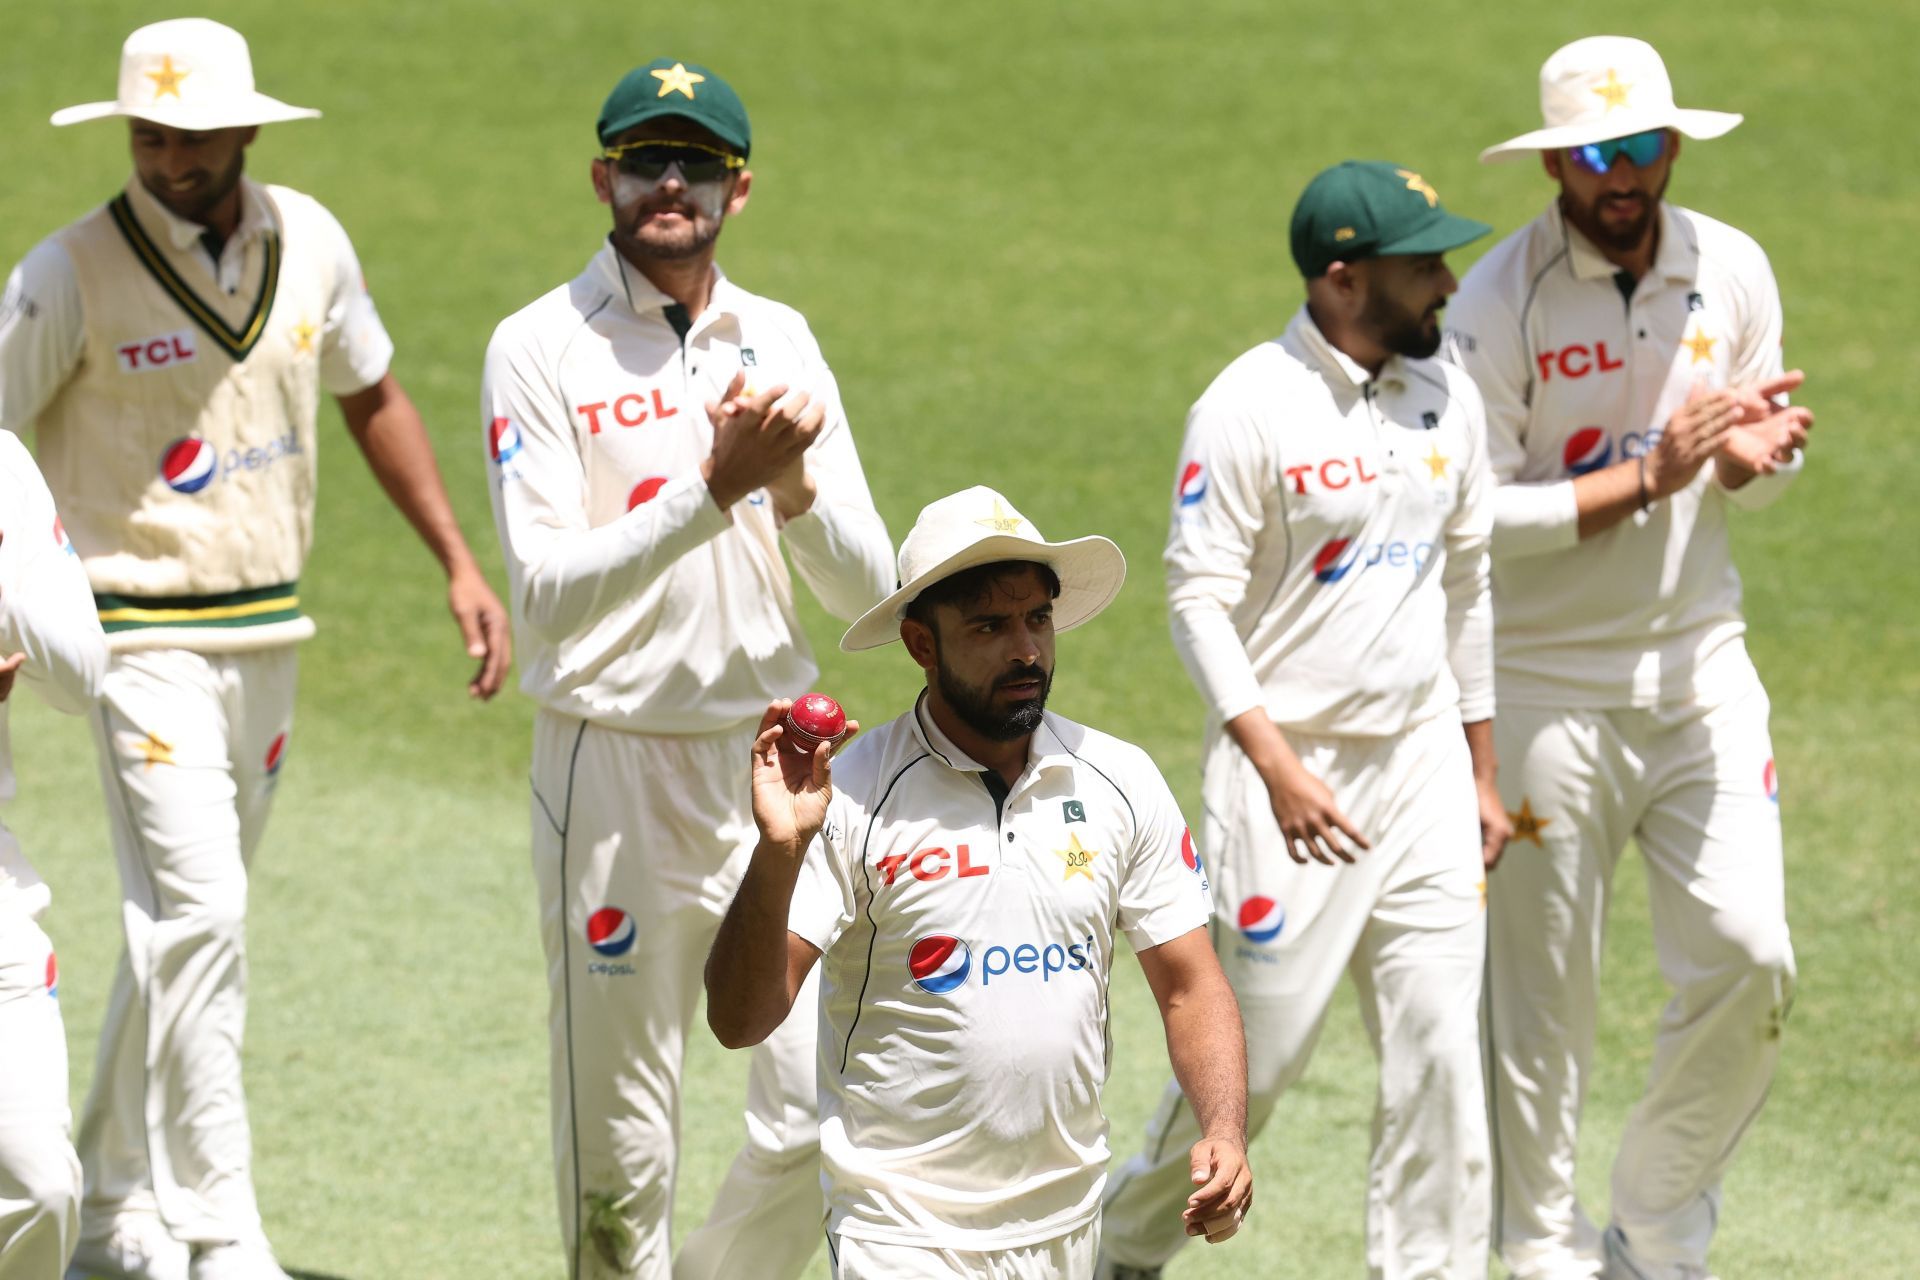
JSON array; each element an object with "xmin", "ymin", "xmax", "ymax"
[
  {"xmin": 116, "ymin": 19, "xmax": 257, "ymax": 111},
  {"xmin": 897, "ymin": 486, "xmax": 1045, "ymax": 583},
  {"xmin": 1538, "ymin": 36, "xmax": 1677, "ymax": 130}
]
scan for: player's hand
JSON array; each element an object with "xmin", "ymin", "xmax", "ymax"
[
  {"xmin": 748, "ymin": 699, "xmax": 858, "ymax": 856},
  {"xmin": 0, "ymin": 652, "xmax": 25, "ymax": 702},
  {"xmin": 1646, "ymin": 383, "xmax": 1742, "ymax": 498},
  {"xmin": 447, "ymin": 565, "xmax": 511, "ymax": 700},
  {"xmin": 703, "ymin": 372, "xmax": 826, "ymax": 510},
  {"xmin": 1262, "ymin": 761, "xmax": 1370, "ymax": 865},
  {"xmin": 1183, "ymin": 1137, "xmax": 1252, "ymax": 1243},
  {"xmin": 1478, "ymin": 776, "xmax": 1511, "ymax": 871}
]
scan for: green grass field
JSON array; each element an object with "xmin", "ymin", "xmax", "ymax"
[{"xmin": 5, "ymin": 2, "xmax": 1916, "ymax": 1276}]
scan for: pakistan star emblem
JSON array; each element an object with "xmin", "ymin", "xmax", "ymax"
[
  {"xmin": 1508, "ymin": 798, "xmax": 1551, "ymax": 847},
  {"xmin": 1054, "ymin": 833, "xmax": 1099, "ymax": 882},
  {"xmin": 1592, "ymin": 68, "xmax": 1632, "ymax": 111},
  {"xmin": 146, "ymin": 55, "xmax": 188, "ymax": 100},
  {"xmin": 1396, "ymin": 169, "xmax": 1439, "ymax": 207},
  {"xmin": 650, "ymin": 62, "xmax": 705, "ymax": 100},
  {"xmin": 975, "ymin": 500, "xmax": 1023, "ymax": 534}
]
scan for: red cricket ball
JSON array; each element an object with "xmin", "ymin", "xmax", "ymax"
[{"xmin": 781, "ymin": 692, "xmax": 848, "ymax": 756}]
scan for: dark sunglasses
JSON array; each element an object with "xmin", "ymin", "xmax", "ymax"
[
  {"xmin": 599, "ymin": 138, "xmax": 744, "ymax": 184},
  {"xmin": 1567, "ymin": 129, "xmax": 1668, "ymax": 176}
]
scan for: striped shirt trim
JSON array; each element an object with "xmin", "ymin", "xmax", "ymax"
[
  {"xmin": 108, "ymin": 193, "xmax": 283, "ymax": 361},
  {"xmin": 94, "ymin": 581, "xmax": 301, "ymax": 632}
]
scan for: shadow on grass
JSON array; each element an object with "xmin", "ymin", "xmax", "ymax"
[{"xmin": 289, "ymin": 1270, "xmax": 356, "ymax": 1280}]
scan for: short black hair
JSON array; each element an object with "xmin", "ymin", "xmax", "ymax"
[{"xmin": 904, "ymin": 559, "xmax": 1061, "ymax": 628}]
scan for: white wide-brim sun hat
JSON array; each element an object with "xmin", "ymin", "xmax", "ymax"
[
  {"xmin": 52, "ymin": 18, "xmax": 320, "ymax": 130},
  {"xmin": 1481, "ymin": 35, "xmax": 1740, "ymax": 163},
  {"xmin": 841, "ymin": 486, "xmax": 1126, "ymax": 653}
]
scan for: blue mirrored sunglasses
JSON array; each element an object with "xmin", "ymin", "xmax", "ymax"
[{"xmin": 1569, "ymin": 129, "xmax": 1668, "ymax": 176}]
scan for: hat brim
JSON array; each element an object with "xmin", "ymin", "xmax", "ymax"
[
  {"xmin": 1377, "ymin": 210, "xmax": 1493, "ymax": 258},
  {"xmin": 840, "ymin": 534, "xmax": 1127, "ymax": 653},
  {"xmin": 598, "ymin": 104, "xmax": 750, "ymax": 156},
  {"xmin": 51, "ymin": 94, "xmax": 321, "ymax": 129},
  {"xmin": 1479, "ymin": 107, "xmax": 1742, "ymax": 163}
]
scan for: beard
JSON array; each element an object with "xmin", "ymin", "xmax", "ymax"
[
  {"xmin": 935, "ymin": 653, "xmax": 1051, "ymax": 742},
  {"xmin": 140, "ymin": 146, "xmax": 246, "ymax": 226},
  {"xmin": 610, "ymin": 174, "xmax": 727, "ymax": 262},
  {"xmin": 1362, "ymin": 288, "xmax": 1444, "ymax": 359},
  {"xmin": 1560, "ymin": 171, "xmax": 1670, "ymax": 254}
]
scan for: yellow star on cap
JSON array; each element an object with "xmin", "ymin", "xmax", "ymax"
[
  {"xmin": 651, "ymin": 62, "xmax": 705, "ymax": 100},
  {"xmin": 1396, "ymin": 168, "xmax": 1439, "ymax": 208},
  {"xmin": 291, "ymin": 318, "xmax": 317, "ymax": 355},
  {"xmin": 1593, "ymin": 68, "xmax": 1632, "ymax": 111},
  {"xmin": 138, "ymin": 731, "xmax": 175, "ymax": 770},
  {"xmin": 975, "ymin": 500, "xmax": 1024, "ymax": 534},
  {"xmin": 1683, "ymin": 329, "xmax": 1717, "ymax": 364},
  {"xmin": 1423, "ymin": 445, "xmax": 1450, "ymax": 480},
  {"xmin": 1508, "ymin": 797, "xmax": 1551, "ymax": 847},
  {"xmin": 1054, "ymin": 833, "xmax": 1100, "ymax": 882},
  {"xmin": 146, "ymin": 55, "xmax": 189, "ymax": 100}
]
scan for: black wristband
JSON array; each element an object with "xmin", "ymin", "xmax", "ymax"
[{"xmin": 1637, "ymin": 454, "xmax": 1652, "ymax": 511}]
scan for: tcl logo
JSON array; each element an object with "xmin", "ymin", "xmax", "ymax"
[
  {"xmin": 576, "ymin": 389, "xmax": 681, "ymax": 434},
  {"xmin": 1536, "ymin": 341, "xmax": 1624, "ymax": 382},
  {"xmin": 117, "ymin": 330, "xmax": 198, "ymax": 373},
  {"xmin": 1284, "ymin": 456, "xmax": 1379, "ymax": 495},
  {"xmin": 878, "ymin": 844, "xmax": 989, "ymax": 885}
]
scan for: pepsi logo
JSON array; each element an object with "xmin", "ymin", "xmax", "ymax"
[
  {"xmin": 909, "ymin": 934, "xmax": 971, "ymax": 994},
  {"xmin": 586, "ymin": 907, "xmax": 637, "ymax": 957},
  {"xmin": 1238, "ymin": 895, "xmax": 1285, "ymax": 944},
  {"xmin": 54, "ymin": 515, "xmax": 74, "ymax": 554},
  {"xmin": 1763, "ymin": 758, "xmax": 1778, "ymax": 803},
  {"xmin": 46, "ymin": 951, "xmax": 57, "ymax": 999},
  {"xmin": 159, "ymin": 437, "xmax": 217, "ymax": 494},
  {"xmin": 628, "ymin": 477, "xmax": 668, "ymax": 509},
  {"xmin": 1313, "ymin": 538, "xmax": 1358, "ymax": 583},
  {"xmin": 489, "ymin": 417, "xmax": 523, "ymax": 466},
  {"xmin": 1177, "ymin": 460, "xmax": 1208, "ymax": 507},
  {"xmin": 1562, "ymin": 427, "xmax": 1613, "ymax": 476},
  {"xmin": 1181, "ymin": 827, "xmax": 1201, "ymax": 872},
  {"xmin": 264, "ymin": 732, "xmax": 288, "ymax": 777}
]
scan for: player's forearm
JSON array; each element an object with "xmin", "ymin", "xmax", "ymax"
[
  {"xmin": 340, "ymin": 375, "xmax": 484, "ymax": 579},
  {"xmin": 705, "ymin": 845, "xmax": 807, "ymax": 1049},
  {"xmin": 1161, "ymin": 970, "xmax": 1249, "ymax": 1143},
  {"xmin": 1223, "ymin": 707, "xmax": 1306, "ymax": 791},
  {"xmin": 1463, "ymin": 718, "xmax": 1498, "ymax": 785},
  {"xmin": 1573, "ymin": 457, "xmax": 1653, "ymax": 541}
]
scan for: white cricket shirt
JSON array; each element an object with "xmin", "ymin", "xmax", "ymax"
[
  {"xmin": 789, "ymin": 698, "xmax": 1213, "ymax": 1248},
  {"xmin": 1445, "ymin": 200, "xmax": 1799, "ymax": 710},
  {"xmin": 0, "ymin": 430, "xmax": 107, "ymax": 921},
  {"xmin": 483, "ymin": 243, "xmax": 893, "ymax": 735},
  {"xmin": 1163, "ymin": 306, "xmax": 1494, "ymax": 738}
]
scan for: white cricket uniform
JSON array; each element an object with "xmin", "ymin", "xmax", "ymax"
[
  {"xmin": 0, "ymin": 432, "xmax": 108, "ymax": 1280},
  {"xmin": 0, "ymin": 177, "xmax": 390, "ymax": 1254},
  {"xmin": 1445, "ymin": 200, "xmax": 1798, "ymax": 1280},
  {"xmin": 483, "ymin": 241, "xmax": 893, "ymax": 1280},
  {"xmin": 1102, "ymin": 306, "xmax": 1495, "ymax": 1279},
  {"xmin": 788, "ymin": 700, "xmax": 1212, "ymax": 1278}
]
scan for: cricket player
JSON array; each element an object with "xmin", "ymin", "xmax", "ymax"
[
  {"xmin": 482, "ymin": 57, "xmax": 894, "ymax": 1280},
  {"xmin": 1444, "ymin": 36, "xmax": 1811, "ymax": 1280},
  {"xmin": 0, "ymin": 19, "xmax": 511, "ymax": 1280},
  {"xmin": 1099, "ymin": 161, "xmax": 1507, "ymax": 1280},
  {"xmin": 706, "ymin": 486, "xmax": 1253, "ymax": 1279},
  {"xmin": 0, "ymin": 433, "xmax": 109, "ymax": 1280}
]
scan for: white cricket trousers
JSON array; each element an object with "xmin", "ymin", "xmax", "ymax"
[
  {"xmin": 1487, "ymin": 686, "xmax": 1792, "ymax": 1280},
  {"xmin": 75, "ymin": 647, "xmax": 296, "ymax": 1249},
  {"xmin": 1104, "ymin": 711, "xmax": 1489, "ymax": 1279},
  {"xmin": 531, "ymin": 710, "xmax": 823, "ymax": 1280},
  {"xmin": 826, "ymin": 1220, "xmax": 1096, "ymax": 1279},
  {"xmin": 0, "ymin": 902, "xmax": 80, "ymax": 1280}
]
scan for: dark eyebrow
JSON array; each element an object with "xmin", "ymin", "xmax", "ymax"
[{"xmin": 962, "ymin": 610, "xmax": 1012, "ymax": 626}]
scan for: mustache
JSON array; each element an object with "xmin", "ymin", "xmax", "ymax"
[{"xmin": 993, "ymin": 663, "xmax": 1048, "ymax": 690}]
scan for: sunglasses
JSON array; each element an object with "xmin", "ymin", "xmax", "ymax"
[
  {"xmin": 599, "ymin": 138, "xmax": 744, "ymax": 184},
  {"xmin": 1567, "ymin": 129, "xmax": 1669, "ymax": 176}
]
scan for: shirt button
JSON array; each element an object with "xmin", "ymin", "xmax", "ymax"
[{"xmin": 1006, "ymin": 832, "xmax": 1015, "ymax": 843}]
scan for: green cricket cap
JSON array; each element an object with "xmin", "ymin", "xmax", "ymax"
[
  {"xmin": 597, "ymin": 58, "xmax": 750, "ymax": 157},
  {"xmin": 1290, "ymin": 160, "xmax": 1490, "ymax": 277}
]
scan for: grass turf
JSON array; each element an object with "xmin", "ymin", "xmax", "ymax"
[{"xmin": 4, "ymin": 1, "xmax": 1915, "ymax": 1275}]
